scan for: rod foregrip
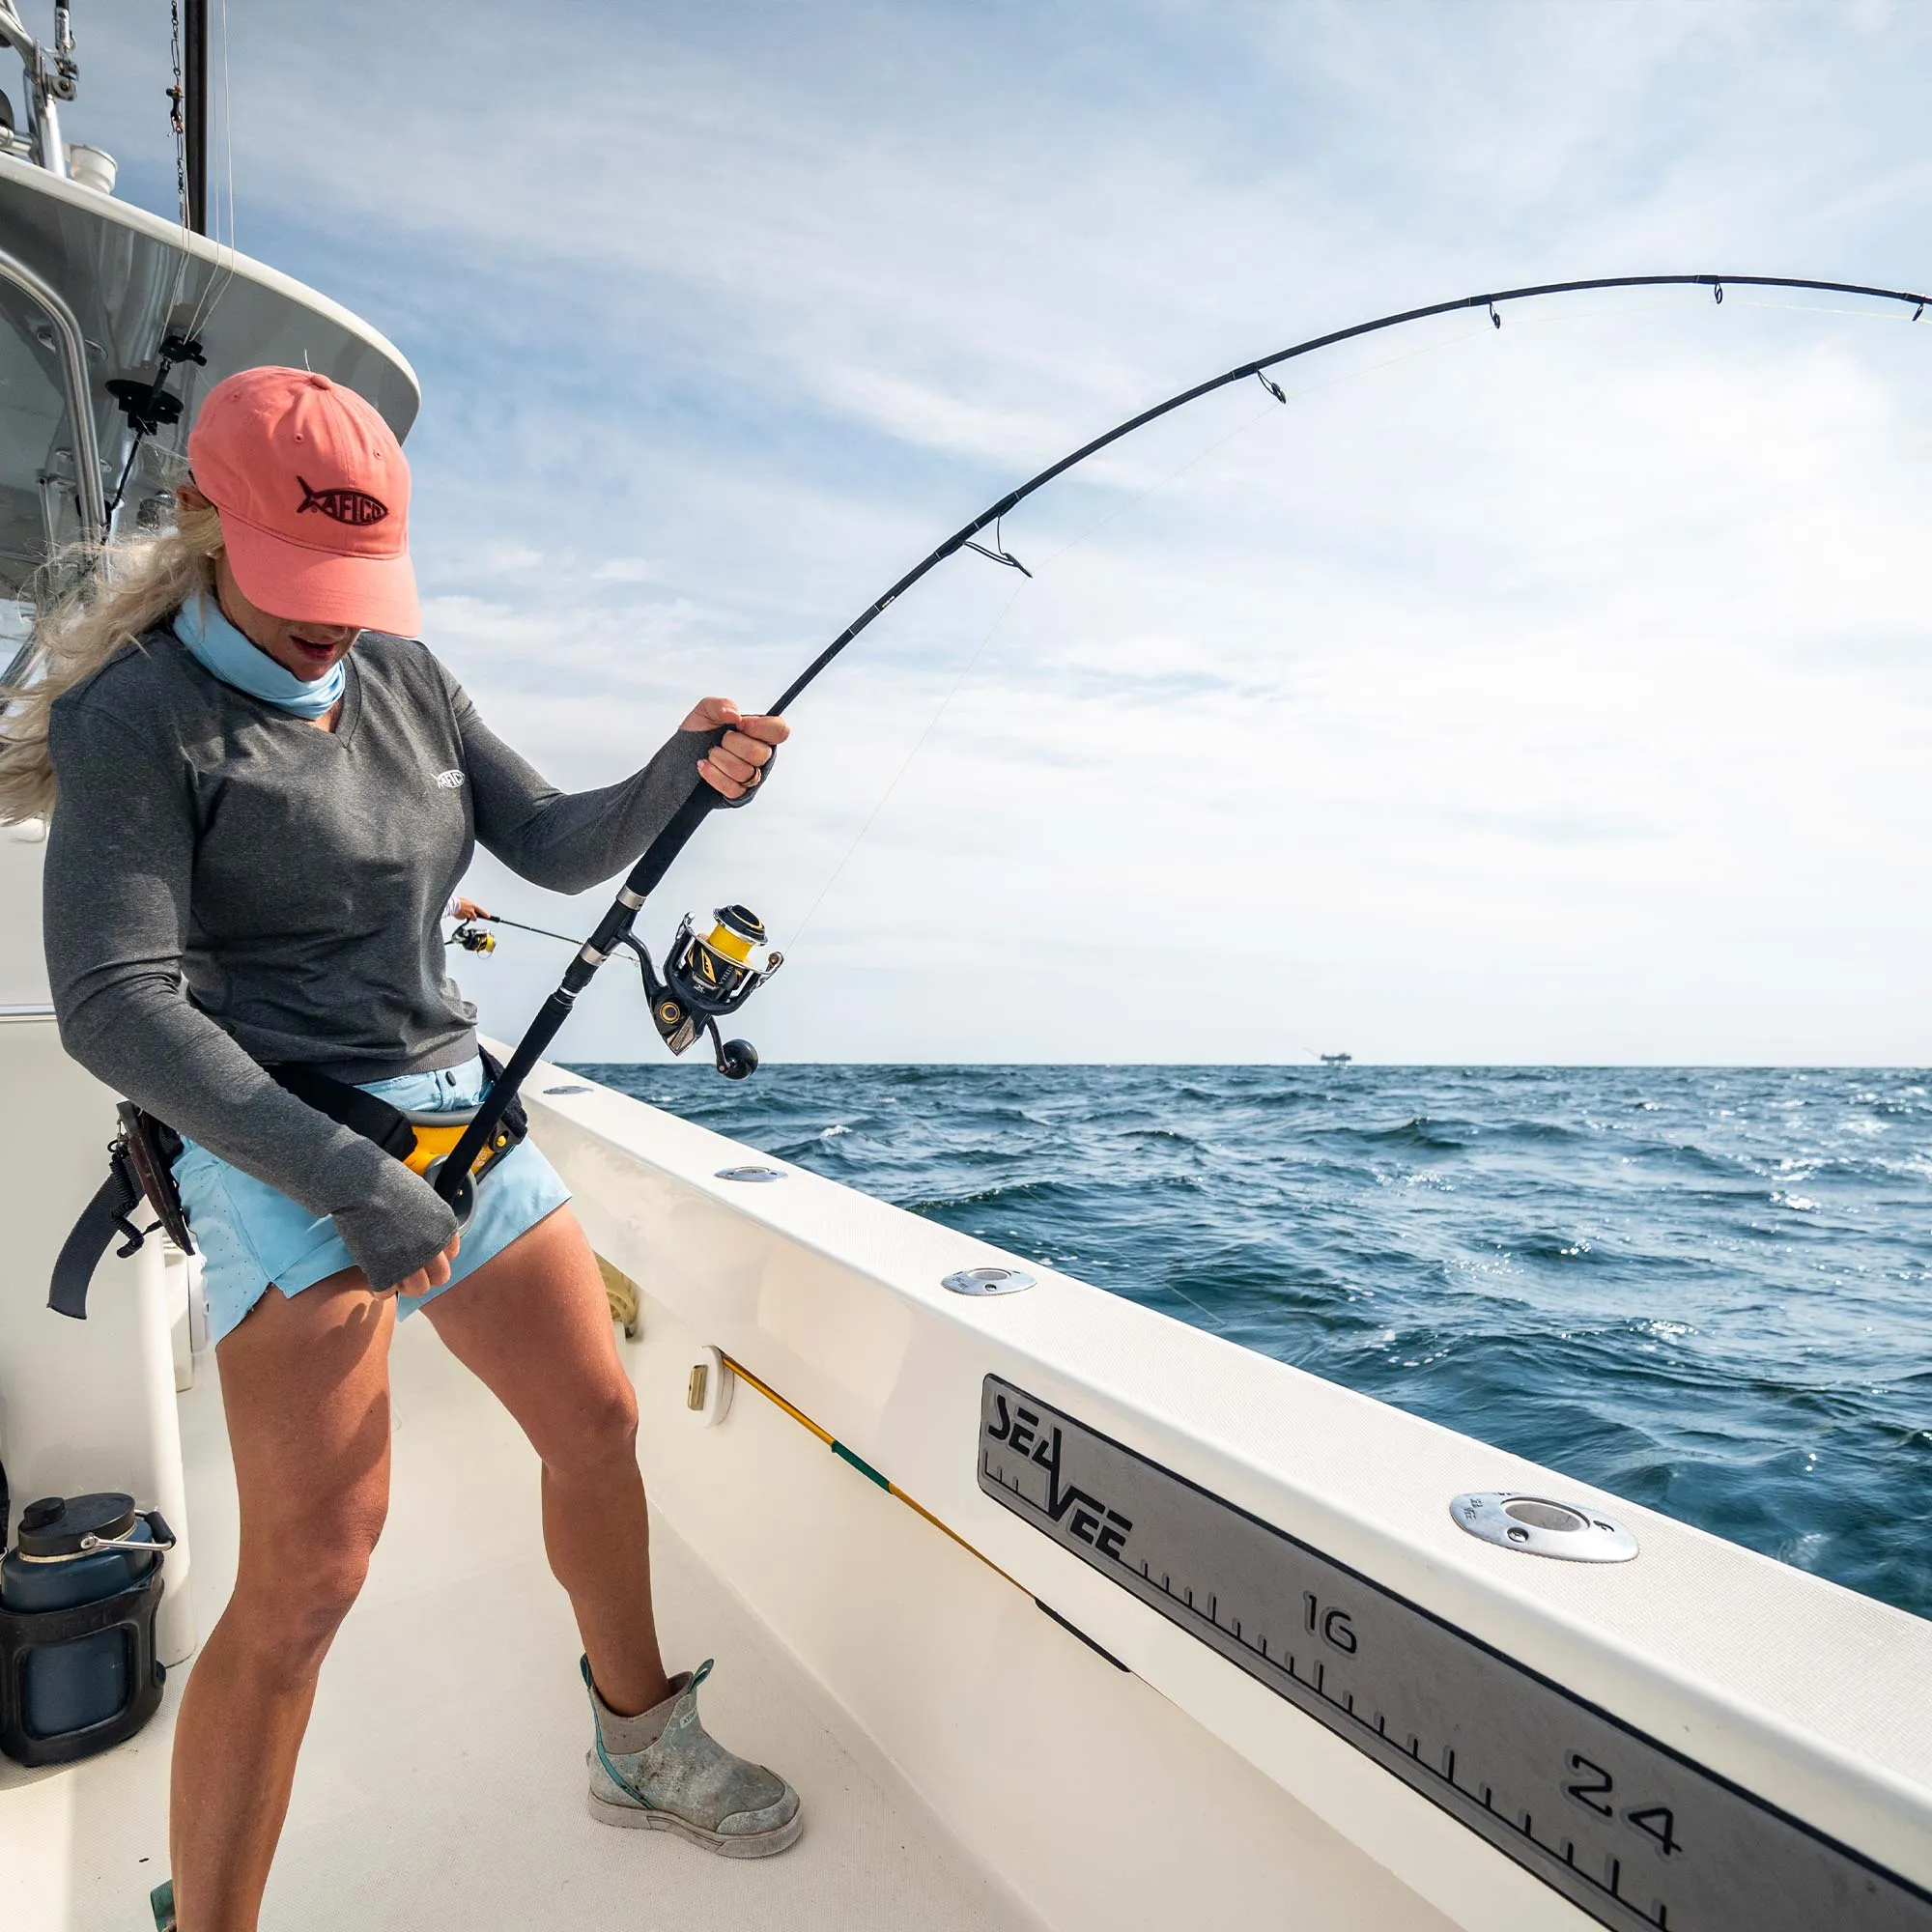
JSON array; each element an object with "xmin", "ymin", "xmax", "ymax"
[{"xmin": 621, "ymin": 781, "xmax": 718, "ymax": 902}]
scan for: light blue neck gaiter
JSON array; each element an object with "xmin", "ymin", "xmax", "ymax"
[{"xmin": 174, "ymin": 591, "xmax": 349, "ymax": 719}]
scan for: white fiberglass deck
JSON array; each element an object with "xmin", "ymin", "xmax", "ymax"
[
  {"xmin": 7, "ymin": 1011, "xmax": 1926, "ymax": 1931},
  {"xmin": 0, "ymin": 1312, "xmax": 1028, "ymax": 1932}
]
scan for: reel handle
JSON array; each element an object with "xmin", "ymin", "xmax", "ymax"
[{"xmin": 712, "ymin": 1030, "xmax": 759, "ymax": 1080}]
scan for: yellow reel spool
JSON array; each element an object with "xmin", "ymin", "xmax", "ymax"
[{"xmin": 703, "ymin": 918, "xmax": 753, "ymax": 964}]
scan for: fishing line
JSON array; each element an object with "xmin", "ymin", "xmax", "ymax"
[
  {"xmin": 786, "ymin": 312, "xmax": 1530, "ymax": 938},
  {"xmin": 907, "ymin": 288, "xmax": 1897, "ymax": 629},
  {"xmin": 457, "ymin": 280, "xmax": 1929, "ymax": 996},
  {"xmin": 685, "ymin": 280, "xmax": 1932, "ymax": 961},
  {"xmin": 1018, "ymin": 299, "xmax": 1687, "ymax": 575},
  {"xmin": 785, "ymin": 579, "xmax": 1028, "ymax": 949},
  {"xmin": 434, "ymin": 270, "xmax": 1932, "ymax": 1204},
  {"xmin": 783, "ymin": 401, "xmax": 1297, "ymax": 947},
  {"xmin": 1726, "ymin": 298, "xmax": 1930, "ymax": 325}
]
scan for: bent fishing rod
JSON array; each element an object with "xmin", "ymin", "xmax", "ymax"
[{"xmin": 432, "ymin": 270, "xmax": 1930, "ymax": 1210}]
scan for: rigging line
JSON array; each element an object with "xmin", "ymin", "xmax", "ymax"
[
  {"xmin": 182, "ymin": 0, "xmax": 239, "ymax": 344},
  {"xmin": 765, "ymin": 273, "xmax": 1932, "ymax": 719},
  {"xmin": 194, "ymin": 0, "xmax": 240, "ymax": 331},
  {"xmin": 160, "ymin": 0, "xmax": 192, "ymax": 317}
]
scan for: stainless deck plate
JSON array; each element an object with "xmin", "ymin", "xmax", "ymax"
[
  {"xmin": 979, "ymin": 1376, "xmax": 1931, "ymax": 1932},
  {"xmin": 943, "ymin": 1265, "xmax": 1035, "ymax": 1295}
]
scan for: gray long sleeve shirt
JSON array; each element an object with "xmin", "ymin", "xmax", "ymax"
[{"xmin": 44, "ymin": 622, "xmax": 749, "ymax": 1291}]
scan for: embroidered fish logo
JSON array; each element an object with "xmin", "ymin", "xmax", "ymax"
[{"xmin": 296, "ymin": 475, "xmax": 389, "ymax": 526}]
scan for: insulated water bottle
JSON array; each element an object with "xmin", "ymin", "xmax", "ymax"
[{"xmin": 0, "ymin": 1491, "xmax": 173, "ymax": 1766}]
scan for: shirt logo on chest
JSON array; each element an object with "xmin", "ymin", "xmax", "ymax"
[{"xmin": 433, "ymin": 769, "xmax": 466, "ymax": 789}]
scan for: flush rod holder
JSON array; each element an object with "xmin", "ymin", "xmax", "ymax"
[{"xmin": 1450, "ymin": 1492, "xmax": 1638, "ymax": 1563}]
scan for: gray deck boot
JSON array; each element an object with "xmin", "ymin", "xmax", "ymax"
[{"xmin": 582, "ymin": 1657, "xmax": 802, "ymax": 1858}]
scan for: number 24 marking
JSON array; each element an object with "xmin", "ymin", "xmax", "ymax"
[{"xmin": 1565, "ymin": 1752, "xmax": 1684, "ymax": 1860}]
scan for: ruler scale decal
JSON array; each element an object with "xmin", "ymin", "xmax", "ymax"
[{"xmin": 979, "ymin": 1376, "xmax": 1931, "ymax": 1932}]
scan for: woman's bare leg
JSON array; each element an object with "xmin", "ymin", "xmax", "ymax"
[
  {"xmin": 424, "ymin": 1207, "xmax": 670, "ymax": 1715},
  {"xmin": 170, "ymin": 1275, "xmax": 394, "ymax": 1932}
]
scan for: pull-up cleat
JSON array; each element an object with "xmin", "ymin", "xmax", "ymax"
[{"xmin": 582, "ymin": 1657, "xmax": 802, "ymax": 1858}]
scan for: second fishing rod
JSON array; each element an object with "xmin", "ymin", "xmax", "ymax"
[{"xmin": 431, "ymin": 268, "xmax": 1932, "ymax": 1214}]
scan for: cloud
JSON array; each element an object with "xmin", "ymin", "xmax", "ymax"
[{"xmin": 73, "ymin": 0, "xmax": 1932, "ymax": 1061}]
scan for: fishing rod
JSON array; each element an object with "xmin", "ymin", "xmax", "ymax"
[
  {"xmin": 429, "ymin": 270, "xmax": 1931, "ymax": 1214},
  {"xmin": 447, "ymin": 912, "xmax": 583, "ymax": 952}
]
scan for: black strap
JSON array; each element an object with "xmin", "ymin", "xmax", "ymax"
[
  {"xmin": 265, "ymin": 1064, "xmax": 417, "ymax": 1158},
  {"xmin": 50, "ymin": 1050, "xmax": 529, "ymax": 1321},
  {"xmin": 265, "ymin": 1053, "xmax": 527, "ymax": 1153},
  {"xmin": 49, "ymin": 1147, "xmax": 147, "ymax": 1320}
]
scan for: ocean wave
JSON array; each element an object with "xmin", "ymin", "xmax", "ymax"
[{"xmin": 581, "ymin": 1060, "xmax": 1932, "ymax": 1620}]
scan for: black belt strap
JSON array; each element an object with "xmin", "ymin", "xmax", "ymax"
[
  {"xmin": 265, "ymin": 1064, "xmax": 417, "ymax": 1157},
  {"xmin": 262, "ymin": 1048, "xmax": 527, "ymax": 1152}
]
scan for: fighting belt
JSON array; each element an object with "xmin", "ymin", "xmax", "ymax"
[{"xmin": 48, "ymin": 1050, "xmax": 526, "ymax": 1320}]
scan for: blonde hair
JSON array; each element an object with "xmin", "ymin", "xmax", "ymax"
[{"xmin": 0, "ymin": 500, "xmax": 225, "ymax": 824}]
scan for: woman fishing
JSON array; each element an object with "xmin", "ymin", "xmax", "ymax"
[{"xmin": 1, "ymin": 367, "xmax": 801, "ymax": 1929}]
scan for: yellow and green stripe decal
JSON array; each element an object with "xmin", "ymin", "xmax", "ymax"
[{"xmin": 721, "ymin": 1353, "xmax": 1026, "ymax": 1592}]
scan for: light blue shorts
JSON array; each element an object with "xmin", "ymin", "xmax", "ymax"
[{"xmin": 172, "ymin": 1054, "xmax": 573, "ymax": 1349}]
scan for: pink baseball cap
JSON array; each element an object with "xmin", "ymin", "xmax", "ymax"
[{"xmin": 186, "ymin": 366, "xmax": 420, "ymax": 636}]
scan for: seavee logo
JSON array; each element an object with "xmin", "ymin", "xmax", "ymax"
[
  {"xmin": 982, "ymin": 1387, "xmax": 1133, "ymax": 1559},
  {"xmin": 975, "ymin": 1376, "xmax": 1932, "ymax": 1932}
]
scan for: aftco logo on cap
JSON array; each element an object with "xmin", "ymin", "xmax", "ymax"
[{"xmin": 297, "ymin": 475, "xmax": 389, "ymax": 526}]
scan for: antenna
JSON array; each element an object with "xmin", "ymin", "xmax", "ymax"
[{"xmin": 183, "ymin": 0, "xmax": 208, "ymax": 235}]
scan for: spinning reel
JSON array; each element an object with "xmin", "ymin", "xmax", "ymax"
[
  {"xmin": 620, "ymin": 904, "xmax": 782, "ymax": 1080},
  {"xmin": 447, "ymin": 903, "xmax": 781, "ymax": 1080}
]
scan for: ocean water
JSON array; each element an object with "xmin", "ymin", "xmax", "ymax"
[{"xmin": 576, "ymin": 1062, "xmax": 1932, "ymax": 1621}]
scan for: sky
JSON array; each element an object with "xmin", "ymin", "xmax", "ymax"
[{"xmin": 66, "ymin": 0, "xmax": 1932, "ymax": 1063}]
